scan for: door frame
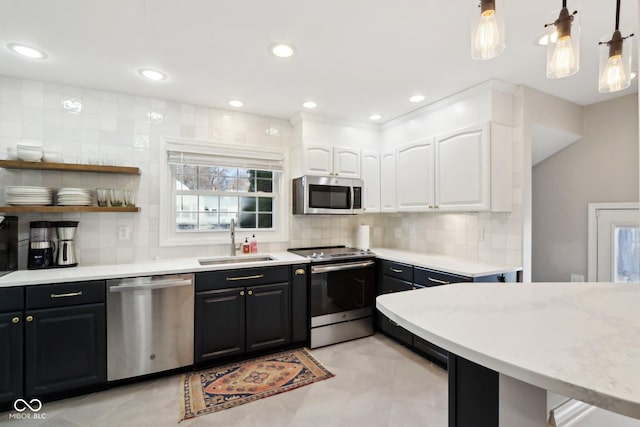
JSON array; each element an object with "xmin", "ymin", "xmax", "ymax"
[{"xmin": 587, "ymin": 202, "xmax": 640, "ymax": 281}]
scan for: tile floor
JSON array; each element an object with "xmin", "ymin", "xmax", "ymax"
[{"xmin": 0, "ymin": 334, "xmax": 448, "ymax": 427}]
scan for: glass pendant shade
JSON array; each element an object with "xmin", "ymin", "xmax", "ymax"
[
  {"xmin": 471, "ymin": 0, "xmax": 505, "ymax": 60},
  {"xmin": 546, "ymin": 7, "xmax": 580, "ymax": 78},
  {"xmin": 598, "ymin": 31, "xmax": 633, "ymax": 93}
]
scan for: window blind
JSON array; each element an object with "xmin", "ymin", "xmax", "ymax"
[{"xmin": 166, "ymin": 142, "xmax": 284, "ymax": 172}]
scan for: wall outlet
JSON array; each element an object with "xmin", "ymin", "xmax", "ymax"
[
  {"xmin": 118, "ymin": 225, "xmax": 130, "ymax": 241},
  {"xmin": 570, "ymin": 274, "xmax": 585, "ymax": 282}
]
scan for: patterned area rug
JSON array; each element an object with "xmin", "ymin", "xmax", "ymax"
[{"xmin": 179, "ymin": 348, "xmax": 334, "ymax": 421}]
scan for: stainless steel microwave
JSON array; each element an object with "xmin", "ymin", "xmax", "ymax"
[{"xmin": 292, "ymin": 176, "xmax": 363, "ymax": 215}]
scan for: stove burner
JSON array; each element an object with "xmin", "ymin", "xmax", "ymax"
[{"xmin": 288, "ymin": 245, "xmax": 374, "ymax": 261}]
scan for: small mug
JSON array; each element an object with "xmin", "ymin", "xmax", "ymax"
[
  {"xmin": 109, "ymin": 189, "xmax": 123, "ymax": 207},
  {"xmin": 123, "ymin": 189, "xmax": 136, "ymax": 207}
]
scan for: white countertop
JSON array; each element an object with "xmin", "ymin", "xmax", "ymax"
[
  {"xmin": 371, "ymin": 247, "xmax": 521, "ymax": 277},
  {"xmin": 376, "ymin": 282, "xmax": 640, "ymax": 419},
  {"xmin": 0, "ymin": 252, "xmax": 308, "ymax": 287}
]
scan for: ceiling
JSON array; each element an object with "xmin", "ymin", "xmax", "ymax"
[{"xmin": 0, "ymin": 0, "xmax": 637, "ymax": 124}]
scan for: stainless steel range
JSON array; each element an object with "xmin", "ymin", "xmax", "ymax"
[{"xmin": 288, "ymin": 246, "xmax": 375, "ymax": 348}]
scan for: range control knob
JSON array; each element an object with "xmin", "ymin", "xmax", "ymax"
[
  {"xmin": 310, "ymin": 252, "xmax": 317, "ymax": 258},
  {"xmin": 319, "ymin": 252, "xmax": 324, "ymax": 257}
]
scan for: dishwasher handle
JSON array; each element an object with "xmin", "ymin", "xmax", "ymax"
[
  {"xmin": 311, "ymin": 260, "xmax": 374, "ymax": 274},
  {"xmin": 109, "ymin": 278, "xmax": 193, "ymax": 293}
]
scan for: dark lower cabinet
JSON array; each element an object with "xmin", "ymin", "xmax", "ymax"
[
  {"xmin": 194, "ymin": 268, "xmax": 292, "ymax": 365},
  {"xmin": 24, "ymin": 303, "xmax": 106, "ymax": 399},
  {"xmin": 246, "ymin": 283, "xmax": 290, "ymax": 353},
  {"xmin": 449, "ymin": 354, "xmax": 499, "ymax": 427},
  {"xmin": 0, "ymin": 311, "xmax": 23, "ymax": 410},
  {"xmin": 195, "ymin": 288, "xmax": 246, "ymax": 362}
]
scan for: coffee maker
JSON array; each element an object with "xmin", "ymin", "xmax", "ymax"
[
  {"xmin": 56, "ymin": 221, "xmax": 78, "ymax": 267},
  {"xmin": 28, "ymin": 221, "xmax": 54, "ymax": 269}
]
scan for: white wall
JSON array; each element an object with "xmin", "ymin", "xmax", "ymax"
[
  {"xmin": 532, "ymin": 94, "xmax": 639, "ymax": 282},
  {"xmin": 290, "ymin": 112, "xmax": 380, "ymax": 150}
]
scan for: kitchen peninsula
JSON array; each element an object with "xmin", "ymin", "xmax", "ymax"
[{"xmin": 377, "ymin": 282, "xmax": 640, "ymax": 427}]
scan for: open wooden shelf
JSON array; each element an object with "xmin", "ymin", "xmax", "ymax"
[
  {"xmin": 0, "ymin": 206, "xmax": 139, "ymax": 213},
  {"xmin": 0, "ymin": 160, "xmax": 141, "ymax": 175}
]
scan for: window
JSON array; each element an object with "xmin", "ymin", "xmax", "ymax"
[
  {"xmin": 160, "ymin": 138, "xmax": 288, "ymax": 247},
  {"xmin": 173, "ymin": 165, "xmax": 277, "ymax": 232}
]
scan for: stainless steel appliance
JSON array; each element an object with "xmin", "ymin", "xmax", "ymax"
[
  {"xmin": 28, "ymin": 221, "xmax": 54, "ymax": 269},
  {"xmin": 106, "ymin": 273, "xmax": 194, "ymax": 381},
  {"xmin": 292, "ymin": 175, "xmax": 363, "ymax": 215},
  {"xmin": 55, "ymin": 221, "xmax": 78, "ymax": 267},
  {"xmin": 288, "ymin": 246, "xmax": 375, "ymax": 348},
  {"xmin": 0, "ymin": 216, "xmax": 18, "ymax": 277}
]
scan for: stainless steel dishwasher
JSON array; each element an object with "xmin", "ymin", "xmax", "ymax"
[{"xmin": 106, "ymin": 273, "xmax": 194, "ymax": 381}]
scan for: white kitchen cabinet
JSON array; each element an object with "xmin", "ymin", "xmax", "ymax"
[
  {"xmin": 392, "ymin": 122, "xmax": 512, "ymax": 213},
  {"xmin": 395, "ymin": 137, "xmax": 435, "ymax": 212},
  {"xmin": 361, "ymin": 150, "xmax": 381, "ymax": 212},
  {"xmin": 291, "ymin": 145, "xmax": 361, "ymax": 178},
  {"xmin": 380, "ymin": 150, "xmax": 397, "ymax": 212}
]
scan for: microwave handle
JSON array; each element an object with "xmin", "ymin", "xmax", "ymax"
[{"xmin": 348, "ymin": 187, "xmax": 353, "ymax": 210}]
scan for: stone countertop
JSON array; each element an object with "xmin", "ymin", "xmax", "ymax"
[
  {"xmin": 371, "ymin": 247, "xmax": 521, "ymax": 277},
  {"xmin": 0, "ymin": 252, "xmax": 308, "ymax": 287},
  {"xmin": 376, "ymin": 282, "xmax": 640, "ymax": 419}
]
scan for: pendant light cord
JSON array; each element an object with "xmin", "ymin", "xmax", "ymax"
[
  {"xmin": 615, "ymin": 0, "xmax": 621, "ymax": 30},
  {"xmin": 562, "ymin": 0, "xmax": 566, "ymax": 8}
]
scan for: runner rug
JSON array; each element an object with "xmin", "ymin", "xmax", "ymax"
[{"xmin": 179, "ymin": 348, "xmax": 334, "ymax": 421}]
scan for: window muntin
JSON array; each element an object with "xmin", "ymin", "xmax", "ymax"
[{"xmin": 173, "ymin": 164, "xmax": 277, "ymax": 232}]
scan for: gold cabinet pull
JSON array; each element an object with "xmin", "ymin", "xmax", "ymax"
[
  {"xmin": 26, "ymin": 315, "xmax": 34, "ymax": 322},
  {"xmin": 390, "ymin": 267, "xmax": 403, "ymax": 273},
  {"xmin": 51, "ymin": 291, "xmax": 83, "ymax": 298},
  {"xmin": 248, "ymin": 290, "xmax": 253, "ymax": 296},
  {"xmin": 240, "ymin": 291, "xmax": 245, "ymax": 296},
  {"xmin": 294, "ymin": 269, "xmax": 306, "ymax": 276},
  {"xmin": 428, "ymin": 276, "xmax": 450, "ymax": 285},
  {"xmin": 11, "ymin": 317, "xmax": 20, "ymax": 324},
  {"xmin": 226, "ymin": 274, "xmax": 264, "ymax": 281}
]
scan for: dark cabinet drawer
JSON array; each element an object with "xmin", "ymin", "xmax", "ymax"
[
  {"xmin": 379, "ymin": 315, "xmax": 413, "ymax": 346},
  {"xmin": 196, "ymin": 266, "xmax": 289, "ymax": 292},
  {"xmin": 379, "ymin": 260, "xmax": 413, "ymax": 282},
  {"xmin": 26, "ymin": 281, "xmax": 105, "ymax": 309},
  {"xmin": 413, "ymin": 335, "xmax": 448, "ymax": 366},
  {"xmin": 0, "ymin": 287, "xmax": 23, "ymax": 312},
  {"xmin": 414, "ymin": 268, "xmax": 472, "ymax": 287},
  {"xmin": 380, "ymin": 275, "xmax": 415, "ymax": 294}
]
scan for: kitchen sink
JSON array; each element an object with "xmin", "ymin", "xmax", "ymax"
[{"xmin": 198, "ymin": 256, "xmax": 276, "ymax": 266}]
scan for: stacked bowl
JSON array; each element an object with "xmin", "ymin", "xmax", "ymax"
[{"xmin": 17, "ymin": 141, "xmax": 43, "ymax": 162}]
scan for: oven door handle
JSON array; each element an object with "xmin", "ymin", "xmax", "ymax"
[{"xmin": 311, "ymin": 260, "xmax": 374, "ymax": 274}]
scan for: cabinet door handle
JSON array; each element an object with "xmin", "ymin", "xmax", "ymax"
[
  {"xmin": 51, "ymin": 291, "xmax": 83, "ymax": 298},
  {"xmin": 226, "ymin": 274, "xmax": 264, "ymax": 281},
  {"xmin": 428, "ymin": 205, "xmax": 434, "ymax": 209},
  {"xmin": 434, "ymin": 205, "xmax": 440, "ymax": 209},
  {"xmin": 428, "ymin": 276, "xmax": 450, "ymax": 285},
  {"xmin": 295, "ymin": 269, "xmax": 306, "ymax": 276},
  {"xmin": 248, "ymin": 290, "xmax": 253, "ymax": 296},
  {"xmin": 335, "ymin": 172, "xmax": 339, "ymax": 176},
  {"xmin": 389, "ymin": 267, "xmax": 403, "ymax": 273},
  {"xmin": 240, "ymin": 291, "xmax": 245, "ymax": 296},
  {"xmin": 389, "ymin": 319, "xmax": 400, "ymax": 327},
  {"xmin": 26, "ymin": 315, "xmax": 34, "ymax": 322},
  {"xmin": 11, "ymin": 317, "xmax": 20, "ymax": 324}
]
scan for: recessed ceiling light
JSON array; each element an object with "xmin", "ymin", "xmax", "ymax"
[
  {"xmin": 302, "ymin": 101, "xmax": 317, "ymax": 109},
  {"xmin": 271, "ymin": 44, "xmax": 295, "ymax": 58},
  {"xmin": 138, "ymin": 68, "xmax": 167, "ymax": 81},
  {"xmin": 409, "ymin": 94, "xmax": 425, "ymax": 103},
  {"xmin": 369, "ymin": 114, "xmax": 382, "ymax": 121},
  {"xmin": 228, "ymin": 99, "xmax": 245, "ymax": 108},
  {"xmin": 7, "ymin": 43, "xmax": 47, "ymax": 59}
]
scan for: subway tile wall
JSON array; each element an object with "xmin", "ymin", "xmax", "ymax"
[{"xmin": 0, "ymin": 76, "xmax": 522, "ymax": 268}]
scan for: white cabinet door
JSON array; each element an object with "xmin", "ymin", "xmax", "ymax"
[
  {"xmin": 361, "ymin": 150, "xmax": 380, "ymax": 212},
  {"xmin": 303, "ymin": 145, "xmax": 333, "ymax": 176},
  {"xmin": 396, "ymin": 138, "xmax": 435, "ymax": 211},
  {"xmin": 380, "ymin": 150, "xmax": 396, "ymax": 212},
  {"xmin": 333, "ymin": 146, "xmax": 360, "ymax": 178},
  {"xmin": 435, "ymin": 123, "xmax": 490, "ymax": 211}
]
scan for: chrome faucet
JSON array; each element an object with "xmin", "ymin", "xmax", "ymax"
[{"xmin": 230, "ymin": 218, "xmax": 236, "ymax": 256}]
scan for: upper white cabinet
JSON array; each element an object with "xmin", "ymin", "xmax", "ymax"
[
  {"xmin": 392, "ymin": 122, "xmax": 512, "ymax": 213},
  {"xmin": 435, "ymin": 124, "xmax": 489, "ymax": 211},
  {"xmin": 361, "ymin": 150, "xmax": 381, "ymax": 212},
  {"xmin": 291, "ymin": 144, "xmax": 361, "ymax": 178},
  {"xmin": 380, "ymin": 150, "xmax": 397, "ymax": 213},
  {"xmin": 396, "ymin": 138, "xmax": 435, "ymax": 211}
]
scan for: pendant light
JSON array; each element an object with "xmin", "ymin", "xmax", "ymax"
[
  {"xmin": 598, "ymin": 0, "xmax": 635, "ymax": 93},
  {"xmin": 471, "ymin": 0, "xmax": 505, "ymax": 60},
  {"xmin": 545, "ymin": 1, "xmax": 579, "ymax": 78}
]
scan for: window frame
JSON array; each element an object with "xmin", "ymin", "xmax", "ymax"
[{"xmin": 159, "ymin": 138, "xmax": 290, "ymax": 247}]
